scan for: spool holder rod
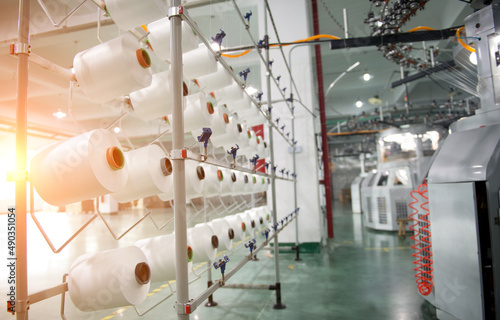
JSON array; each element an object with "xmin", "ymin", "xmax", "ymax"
[{"xmin": 181, "ymin": 214, "xmax": 296, "ymax": 314}]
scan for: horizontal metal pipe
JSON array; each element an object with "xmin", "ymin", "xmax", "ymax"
[
  {"xmin": 29, "ymin": 53, "xmax": 75, "ymax": 81},
  {"xmin": 29, "ymin": 283, "xmax": 68, "ymax": 304},
  {"xmin": 330, "ymin": 29, "xmax": 458, "ymax": 50},
  {"xmin": 221, "ymin": 283, "xmax": 274, "ymax": 290}
]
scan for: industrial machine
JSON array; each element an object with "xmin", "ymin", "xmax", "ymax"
[
  {"xmin": 360, "ymin": 125, "xmax": 443, "ymax": 231},
  {"xmin": 414, "ymin": 3, "xmax": 500, "ymax": 319}
]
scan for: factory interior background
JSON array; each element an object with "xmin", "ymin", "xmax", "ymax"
[{"xmin": 2, "ymin": 0, "xmax": 498, "ymax": 319}]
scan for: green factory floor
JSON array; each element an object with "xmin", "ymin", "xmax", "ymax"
[{"xmin": 1, "ymin": 201, "xmax": 435, "ymax": 320}]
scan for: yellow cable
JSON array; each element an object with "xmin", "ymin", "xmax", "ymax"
[
  {"xmin": 407, "ymin": 26, "xmax": 435, "ymax": 32},
  {"xmin": 456, "ymin": 26, "xmax": 475, "ymax": 53}
]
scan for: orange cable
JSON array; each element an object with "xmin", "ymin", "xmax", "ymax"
[
  {"xmin": 221, "ymin": 34, "xmax": 341, "ymax": 58},
  {"xmin": 407, "ymin": 26, "xmax": 435, "ymax": 32},
  {"xmin": 456, "ymin": 26, "xmax": 475, "ymax": 53}
]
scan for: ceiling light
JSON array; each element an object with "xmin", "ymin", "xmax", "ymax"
[
  {"xmin": 355, "ymin": 99, "xmax": 363, "ymax": 108},
  {"xmin": 52, "ymin": 109, "xmax": 67, "ymax": 119},
  {"xmin": 363, "ymin": 73, "xmax": 372, "ymax": 81},
  {"xmin": 469, "ymin": 51, "xmax": 477, "ymax": 65},
  {"xmin": 113, "ymin": 126, "xmax": 121, "ymax": 133}
]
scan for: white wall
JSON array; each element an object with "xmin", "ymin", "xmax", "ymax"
[{"xmin": 258, "ymin": 0, "xmax": 324, "ymax": 244}]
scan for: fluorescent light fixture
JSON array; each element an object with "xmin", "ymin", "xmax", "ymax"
[
  {"xmin": 355, "ymin": 99, "xmax": 363, "ymax": 108},
  {"xmin": 346, "ymin": 61, "xmax": 360, "ymax": 72},
  {"xmin": 52, "ymin": 109, "xmax": 67, "ymax": 119},
  {"xmin": 469, "ymin": 51, "xmax": 477, "ymax": 65},
  {"xmin": 363, "ymin": 73, "xmax": 372, "ymax": 81}
]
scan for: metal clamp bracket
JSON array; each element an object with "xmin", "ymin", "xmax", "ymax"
[
  {"xmin": 10, "ymin": 43, "xmax": 31, "ymax": 56},
  {"xmin": 175, "ymin": 301, "xmax": 191, "ymax": 315},
  {"xmin": 171, "ymin": 149, "xmax": 187, "ymax": 160},
  {"xmin": 14, "ymin": 299, "xmax": 30, "ymax": 313},
  {"xmin": 168, "ymin": 6, "xmax": 184, "ymax": 18}
]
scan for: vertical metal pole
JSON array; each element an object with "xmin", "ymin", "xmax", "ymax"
[
  {"xmin": 170, "ymin": 2, "xmax": 189, "ymax": 319},
  {"xmin": 400, "ymin": 65, "xmax": 410, "ymax": 116},
  {"xmin": 291, "ymin": 95, "xmax": 301, "ymax": 261},
  {"xmin": 264, "ymin": 1, "xmax": 285, "ymax": 309},
  {"xmin": 15, "ymin": 0, "xmax": 30, "ymax": 319},
  {"xmin": 204, "ymin": 200, "xmax": 217, "ymax": 307},
  {"xmin": 343, "ymin": 8, "xmax": 349, "ymax": 39}
]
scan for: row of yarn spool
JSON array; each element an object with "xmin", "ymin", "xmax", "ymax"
[
  {"xmin": 73, "ymin": 11, "xmax": 269, "ymax": 148},
  {"xmin": 67, "ymin": 206, "xmax": 272, "ymax": 312},
  {"xmin": 30, "ymin": 130, "xmax": 269, "ymax": 206}
]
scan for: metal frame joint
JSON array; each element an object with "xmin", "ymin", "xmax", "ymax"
[
  {"xmin": 171, "ymin": 149, "xmax": 187, "ymax": 160},
  {"xmin": 10, "ymin": 43, "xmax": 31, "ymax": 56},
  {"xmin": 168, "ymin": 6, "xmax": 184, "ymax": 18}
]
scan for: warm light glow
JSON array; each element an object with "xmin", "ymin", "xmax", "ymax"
[
  {"xmin": 0, "ymin": 156, "xmax": 16, "ymax": 202},
  {"xmin": 53, "ymin": 109, "xmax": 67, "ymax": 119},
  {"xmin": 211, "ymin": 43, "xmax": 225, "ymax": 51},
  {"xmin": 363, "ymin": 73, "xmax": 372, "ymax": 81},
  {"xmin": 469, "ymin": 51, "xmax": 477, "ymax": 65},
  {"xmin": 356, "ymin": 100, "xmax": 363, "ymax": 108},
  {"xmin": 113, "ymin": 126, "xmax": 121, "ymax": 133},
  {"xmin": 245, "ymin": 86, "xmax": 258, "ymax": 95}
]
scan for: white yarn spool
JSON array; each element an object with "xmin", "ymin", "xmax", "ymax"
[
  {"xmin": 148, "ymin": 18, "xmax": 198, "ymax": 60},
  {"xmin": 231, "ymin": 171, "xmax": 247, "ymax": 195},
  {"xmin": 236, "ymin": 124, "xmax": 251, "ymax": 148},
  {"xmin": 187, "ymin": 225, "xmax": 218, "ymax": 262},
  {"xmin": 253, "ymin": 175, "xmax": 267, "ymax": 193},
  {"xmin": 184, "ymin": 92, "xmax": 215, "ymax": 133},
  {"xmin": 262, "ymin": 140, "xmax": 270, "ymax": 158},
  {"xmin": 135, "ymin": 234, "xmax": 193, "ymax": 283},
  {"xmin": 226, "ymin": 96, "xmax": 251, "ymax": 113},
  {"xmin": 241, "ymin": 173, "xmax": 252, "ymax": 195},
  {"xmin": 202, "ymin": 219, "xmax": 234, "ymax": 250},
  {"xmin": 183, "ymin": 44, "xmax": 218, "ymax": 80},
  {"xmin": 239, "ymin": 130, "xmax": 260, "ymax": 158},
  {"xmin": 210, "ymin": 116, "xmax": 241, "ymax": 149},
  {"xmin": 158, "ymin": 159, "xmax": 204, "ymax": 201},
  {"xmin": 213, "ymin": 82, "xmax": 244, "ymax": 106},
  {"xmin": 73, "ymin": 34, "xmax": 152, "ymax": 103},
  {"xmin": 210, "ymin": 108, "xmax": 230, "ymax": 139},
  {"xmin": 105, "ymin": 0, "xmax": 168, "ymax": 31},
  {"xmin": 219, "ymin": 168, "xmax": 236, "ymax": 196},
  {"xmin": 111, "ymin": 145, "xmax": 172, "ymax": 203},
  {"xmin": 247, "ymin": 209, "xmax": 265, "ymax": 228},
  {"xmin": 30, "ymin": 129, "xmax": 128, "ymax": 207},
  {"xmin": 200, "ymin": 164, "xmax": 223, "ymax": 197},
  {"xmin": 244, "ymin": 175, "xmax": 258, "ymax": 195},
  {"xmin": 237, "ymin": 107, "xmax": 265, "ymax": 126},
  {"xmin": 130, "ymin": 69, "xmax": 188, "ymax": 122},
  {"xmin": 68, "ymin": 246, "xmax": 151, "ymax": 311},
  {"xmin": 223, "ymin": 215, "xmax": 246, "ymax": 240},
  {"xmin": 257, "ymin": 206, "xmax": 272, "ymax": 226},
  {"xmin": 236, "ymin": 212, "xmax": 255, "ymax": 235},
  {"xmin": 195, "ymin": 64, "xmax": 234, "ymax": 92}
]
